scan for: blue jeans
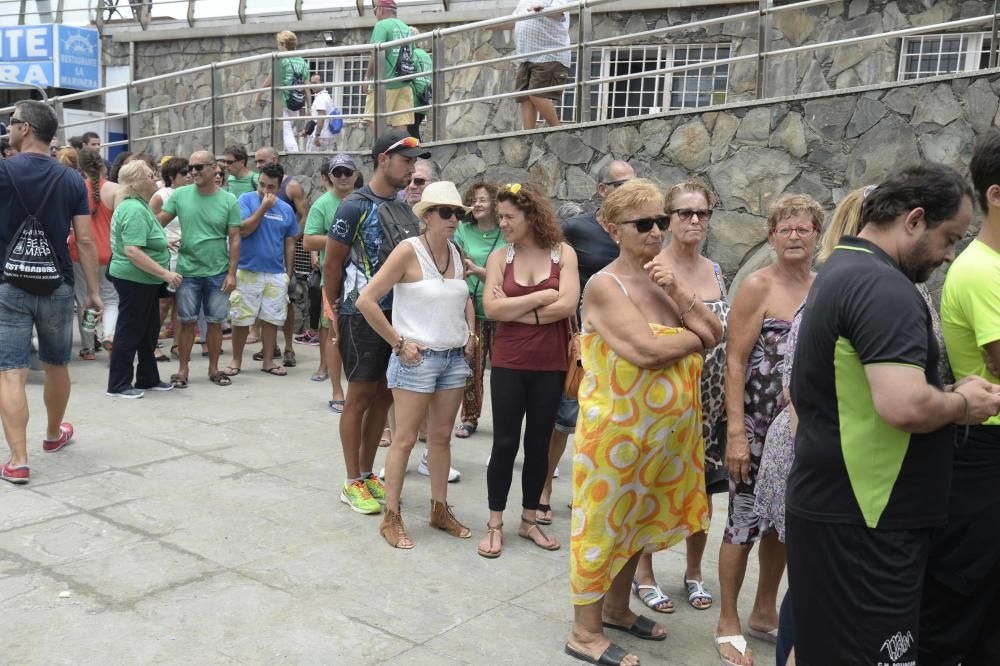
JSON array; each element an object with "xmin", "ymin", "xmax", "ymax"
[
  {"xmin": 387, "ymin": 347, "xmax": 471, "ymax": 393},
  {"xmin": 175, "ymin": 273, "xmax": 229, "ymax": 324},
  {"xmin": 0, "ymin": 282, "xmax": 75, "ymax": 370},
  {"xmin": 553, "ymin": 394, "xmax": 579, "ymax": 434}
]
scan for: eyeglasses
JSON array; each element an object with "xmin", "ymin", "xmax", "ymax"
[
  {"xmin": 670, "ymin": 208, "xmax": 713, "ymax": 222},
  {"xmin": 331, "ymin": 168, "xmax": 355, "ymax": 178},
  {"xmin": 408, "ymin": 177, "xmax": 427, "ymax": 187},
  {"xmin": 189, "ymin": 163, "xmax": 210, "ymax": 172},
  {"xmin": 8, "ymin": 117, "xmax": 27, "ymax": 127},
  {"xmin": 222, "ymin": 159, "xmax": 239, "ymax": 165},
  {"xmin": 430, "ymin": 207, "xmax": 463, "ymax": 220},
  {"xmin": 381, "ymin": 135, "xmax": 420, "ymax": 158},
  {"xmin": 621, "ymin": 216, "xmax": 669, "ymax": 233},
  {"xmin": 603, "ymin": 178, "xmax": 630, "ymax": 188},
  {"xmin": 178, "ymin": 167, "xmax": 191, "ymax": 176},
  {"xmin": 774, "ymin": 225, "xmax": 817, "ymax": 238}
]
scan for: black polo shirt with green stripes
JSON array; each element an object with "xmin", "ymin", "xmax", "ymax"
[{"xmin": 787, "ymin": 236, "xmax": 953, "ymax": 529}]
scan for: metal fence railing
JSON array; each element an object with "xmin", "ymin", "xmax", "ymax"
[{"xmin": 3, "ymin": 0, "xmax": 999, "ymax": 156}]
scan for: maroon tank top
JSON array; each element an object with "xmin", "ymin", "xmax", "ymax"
[{"xmin": 492, "ymin": 246, "xmax": 569, "ymax": 372}]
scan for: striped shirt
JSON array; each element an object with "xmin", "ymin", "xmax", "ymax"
[{"xmin": 514, "ymin": 0, "xmax": 571, "ymax": 66}]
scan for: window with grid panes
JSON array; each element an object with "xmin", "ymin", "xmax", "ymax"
[
  {"xmin": 898, "ymin": 33, "xmax": 991, "ymax": 80},
  {"xmin": 308, "ymin": 55, "xmax": 371, "ymax": 118}
]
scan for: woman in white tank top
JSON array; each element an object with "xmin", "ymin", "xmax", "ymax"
[{"xmin": 357, "ymin": 181, "xmax": 477, "ymax": 550}]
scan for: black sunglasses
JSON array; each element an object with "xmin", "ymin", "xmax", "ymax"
[
  {"xmin": 331, "ymin": 168, "xmax": 355, "ymax": 178},
  {"xmin": 178, "ymin": 167, "xmax": 191, "ymax": 176},
  {"xmin": 621, "ymin": 216, "xmax": 669, "ymax": 233},
  {"xmin": 189, "ymin": 163, "xmax": 210, "ymax": 172},
  {"xmin": 8, "ymin": 117, "xmax": 27, "ymax": 127},
  {"xmin": 222, "ymin": 158, "xmax": 240, "ymax": 165},
  {"xmin": 431, "ymin": 207, "xmax": 463, "ymax": 220},
  {"xmin": 409, "ymin": 177, "xmax": 427, "ymax": 187}
]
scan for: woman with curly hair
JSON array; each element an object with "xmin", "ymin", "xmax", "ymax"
[
  {"xmin": 69, "ymin": 148, "xmax": 120, "ymax": 358},
  {"xmin": 453, "ymin": 180, "xmax": 502, "ymax": 438},
  {"xmin": 476, "ymin": 183, "xmax": 580, "ymax": 558}
]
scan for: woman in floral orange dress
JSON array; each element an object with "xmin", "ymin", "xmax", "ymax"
[{"xmin": 566, "ymin": 179, "xmax": 722, "ymax": 666}]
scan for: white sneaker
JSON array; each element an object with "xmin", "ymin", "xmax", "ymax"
[
  {"xmin": 553, "ymin": 466, "xmax": 560, "ymax": 479},
  {"xmin": 418, "ymin": 449, "xmax": 461, "ymax": 483},
  {"xmin": 378, "ymin": 466, "xmax": 386, "ymax": 480}
]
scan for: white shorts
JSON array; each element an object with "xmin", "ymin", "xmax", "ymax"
[{"xmin": 229, "ymin": 270, "xmax": 289, "ymax": 327}]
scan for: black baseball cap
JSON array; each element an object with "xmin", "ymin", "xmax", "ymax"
[{"xmin": 371, "ymin": 129, "xmax": 431, "ymax": 161}]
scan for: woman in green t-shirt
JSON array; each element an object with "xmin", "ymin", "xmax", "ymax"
[
  {"xmin": 106, "ymin": 161, "xmax": 183, "ymax": 399},
  {"xmin": 452, "ymin": 181, "xmax": 503, "ymax": 438}
]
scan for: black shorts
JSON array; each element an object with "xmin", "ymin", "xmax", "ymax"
[
  {"xmin": 786, "ymin": 512, "xmax": 930, "ymax": 666},
  {"xmin": 337, "ymin": 313, "xmax": 391, "ymax": 383},
  {"xmin": 919, "ymin": 557, "xmax": 1000, "ymax": 666}
]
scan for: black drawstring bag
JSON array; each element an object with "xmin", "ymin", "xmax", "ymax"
[{"xmin": 2, "ymin": 164, "xmax": 66, "ymax": 295}]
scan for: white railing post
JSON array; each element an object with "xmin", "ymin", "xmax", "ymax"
[
  {"xmin": 756, "ymin": 0, "xmax": 768, "ymax": 98},
  {"xmin": 270, "ymin": 54, "xmax": 280, "ymax": 151},
  {"xmin": 576, "ymin": 1, "xmax": 592, "ymax": 124},
  {"xmin": 431, "ymin": 30, "xmax": 444, "ymax": 141},
  {"xmin": 991, "ymin": 0, "xmax": 999, "ymax": 68},
  {"xmin": 374, "ymin": 44, "xmax": 387, "ymax": 140},
  {"xmin": 212, "ymin": 64, "xmax": 224, "ymax": 158}
]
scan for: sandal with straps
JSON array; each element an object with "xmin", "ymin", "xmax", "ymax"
[
  {"xmin": 518, "ymin": 517, "xmax": 560, "ymax": 551},
  {"xmin": 631, "ymin": 578, "xmax": 674, "ymax": 613},
  {"xmin": 477, "ymin": 522, "xmax": 503, "ymax": 558},
  {"xmin": 684, "ymin": 577, "xmax": 713, "ymax": 610}
]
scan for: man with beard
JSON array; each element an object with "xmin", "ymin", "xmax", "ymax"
[
  {"xmin": 324, "ymin": 130, "xmax": 430, "ymax": 515},
  {"xmin": 785, "ymin": 162, "xmax": 1000, "ymax": 665},
  {"xmin": 922, "ymin": 130, "xmax": 1000, "ymax": 665}
]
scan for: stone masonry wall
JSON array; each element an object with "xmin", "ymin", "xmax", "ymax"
[{"xmin": 104, "ymin": 0, "xmax": 996, "ymax": 156}]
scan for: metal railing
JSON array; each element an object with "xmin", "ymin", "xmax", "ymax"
[{"xmin": 3, "ymin": 0, "xmax": 1000, "ymax": 157}]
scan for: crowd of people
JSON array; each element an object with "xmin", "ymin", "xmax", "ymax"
[{"xmin": 3, "ymin": 92, "xmax": 1000, "ymax": 666}]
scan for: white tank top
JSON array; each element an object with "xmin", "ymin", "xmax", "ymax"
[{"xmin": 392, "ymin": 237, "xmax": 470, "ymax": 350}]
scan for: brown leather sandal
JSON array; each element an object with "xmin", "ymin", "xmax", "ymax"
[
  {"xmin": 519, "ymin": 517, "xmax": 560, "ymax": 551},
  {"xmin": 477, "ymin": 522, "xmax": 503, "ymax": 558},
  {"xmin": 430, "ymin": 500, "xmax": 471, "ymax": 538},
  {"xmin": 380, "ymin": 507, "xmax": 413, "ymax": 549}
]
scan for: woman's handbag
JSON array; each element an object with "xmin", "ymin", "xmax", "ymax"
[{"xmin": 564, "ymin": 315, "xmax": 584, "ymax": 398}]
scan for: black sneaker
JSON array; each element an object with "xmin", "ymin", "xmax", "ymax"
[{"xmin": 107, "ymin": 388, "xmax": 144, "ymax": 399}]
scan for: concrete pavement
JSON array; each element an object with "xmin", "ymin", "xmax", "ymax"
[{"xmin": 0, "ymin": 341, "xmax": 780, "ymax": 665}]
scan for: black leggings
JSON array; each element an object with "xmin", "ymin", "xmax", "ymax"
[
  {"xmin": 308, "ymin": 278, "xmax": 322, "ymax": 330},
  {"xmin": 487, "ymin": 367, "xmax": 565, "ymax": 512},
  {"xmin": 108, "ymin": 276, "xmax": 162, "ymax": 393}
]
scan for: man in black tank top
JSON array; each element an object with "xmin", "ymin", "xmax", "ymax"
[{"xmin": 256, "ymin": 147, "xmax": 311, "ymax": 367}]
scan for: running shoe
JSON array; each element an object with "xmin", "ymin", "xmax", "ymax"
[
  {"xmin": 364, "ymin": 473, "xmax": 386, "ymax": 505},
  {"xmin": 294, "ymin": 331, "xmax": 321, "ymax": 346},
  {"xmin": 42, "ymin": 423, "xmax": 74, "ymax": 452},
  {"xmin": 418, "ymin": 449, "xmax": 461, "ymax": 482},
  {"xmin": 107, "ymin": 388, "xmax": 145, "ymax": 399},
  {"xmin": 0, "ymin": 463, "xmax": 29, "ymax": 484},
  {"xmin": 340, "ymin": 479, "xmax": 382, "ymax": 514}
]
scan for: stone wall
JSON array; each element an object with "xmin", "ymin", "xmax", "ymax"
[
  {"xmin": 273, "ymin": 69, "xmax": 999, "ymax": 290},
  {"xmin": 105, "ymin": 0, "xmax": 996, "ymax": 155}
]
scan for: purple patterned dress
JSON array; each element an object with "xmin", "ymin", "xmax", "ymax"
[{"xmin": 723, "ymin": 317, "xmax": 790, "ymax": 546}]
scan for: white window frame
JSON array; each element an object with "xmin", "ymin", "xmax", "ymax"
[
  {"xmin": 308, "ymin": 54, "xmax": 370, "ymax": 117},
  {"xmin": 556, "ymin": 42, "xmax": 731, "ymax": 123},
  {"xmin": 897, "ymin": 32, "xmax": 989, "ymax": 81}
]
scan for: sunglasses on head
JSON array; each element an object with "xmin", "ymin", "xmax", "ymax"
[
  {"xmin": 189, "ymin": 163, "xmax": 210, "ymax": 172},
  {"xmin": 621, "ymin": 215, "xmax": 669, "ymax": 233},
  {"xmin": 381, "ymin": 136, "xmax": 420, "ymax": 158},
  {"xmin": 331, "ymin": 167, "xmax": 355, "ymax": 178},
  {"xmin": 431, "ymin": 207, "xmax": 463, "ymax": 220}
]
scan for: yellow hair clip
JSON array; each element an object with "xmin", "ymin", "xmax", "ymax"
[{"xmin": 505, "ymin": 183, "xmax": 522, "ymax": 195}]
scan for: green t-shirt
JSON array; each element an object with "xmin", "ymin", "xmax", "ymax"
[
  {"xmin": 454, "ymin": 221, "xmax": 503, "ymax": 319},
  {"xmin": 227, "ymin": 172, "xmax": 258, "ymax": 198},
  {"xmin": 941, "ymin": 239, "xmax": 1000, "ymax": 426},
  {"xmin": 371, "ymin": 18, "xmax": 412, "ymax": 90},
  {"xmin": 412, "ymin": 47, "xmax": 432, "ymax": 97},
  {"xmin": 162, "ymin": 185, "xmax": 242, "ymax": 277},
  {"xmin": 279, "ymin": 57, "xmax": 310, "ymax": 105},
  {"xmin": 109, "ymin": 197, "xmax": 170, "ymax": 285},
  {"xmin": 304, "ymin": 191, "xmax": 342, "ymax": 285}
]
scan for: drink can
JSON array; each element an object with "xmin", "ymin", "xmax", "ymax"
[
  {"xmin": 82, "ymin": 307, "xmax": 98, "ymax": 332},
  {"xmin": 166, "ymin": 282, "xmax": 177, "ymax": 294}
]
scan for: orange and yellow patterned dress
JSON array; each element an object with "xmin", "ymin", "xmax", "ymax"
[{"xmin": 570, "ymin": 324, "xmax": 710, "ymax": 605}]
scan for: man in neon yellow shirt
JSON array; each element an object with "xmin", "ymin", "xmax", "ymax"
[{"xmin": 927, "ymin": 131, "xmax": 1000, "ymax": 664}]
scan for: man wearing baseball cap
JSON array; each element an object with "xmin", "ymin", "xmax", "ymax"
[
  {"xmin": 365, "ymin": 0, "xmax": 417, "ymax": 132},
  {"xmin": 324, "ymin": 130, "xmax": 430, "ymax": 514}
]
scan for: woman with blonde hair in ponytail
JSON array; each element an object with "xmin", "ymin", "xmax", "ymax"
[{"xmin": 70, "ymin": 148, "xmax": 120, "ymax": 358}]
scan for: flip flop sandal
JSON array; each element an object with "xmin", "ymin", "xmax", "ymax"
[
  {"xmin": 260, "ymin": 367, "xmax": 287, "ymax": 376},
  {"xmin": 748, "ymin": 627, "xmax": 778, "ymax": 644},
  {"xmin": 379, "ymin": 428, "xmax": 392, "ymax": 447},
  {"xmin": 715, "ymin": 634, "xmax": 750, "ymax": 666},
  {"xmin": 222, "ymin": 366, "xmax": 241, "ymax": 377},
  {"xmin": 684, "ymin": 578, "xmax": 714, "ymax": 610},
  {"xmin": 170, "ymin": 374, "xmax": 188, "ymax": 389},
  {"xmin": 208, "ymin": 372, "xmax": 232, "ymax": 386},
  {"xmin": 282, "ymin": 350, "xmax": 296, "ymax": 367},
  {"xmin": 310, "ymin": 371, "xmax": 329, "ymax": 382},
  {"xmin": 564, "ymin": 642, "xmax": 633, "ymax": 666},
  {"xmin": 170, "ymin": 345, "xmax": 179, "ymax": 360},
  {"xmin": 78, "ymin": 348, "xmax": 96, "ymax": 361},
  {"xmin": 602, "ymin": 615, "xmax": 667, "ymax": 641},
  {"xmin": 327, "ymin": 400, "xmax": 344, "ymax": 414},
  {"xmin": 477, "ymin": 523, "xmax": 503, "ymax": 558},
  {"xmin": 536, "ymin": 503, "xmax": 553, "ymax": 526},
  {"xmin": 631, "ymin": 578, "xmax": 674, "ymax": 613},
  {"xmin": 253, "ymin": 347, "xmax": 281, "ymax": 362},
  {"xmin": 518, "ymin": 519, "xmax": 559, "ymax": 551},
  {"xmin": 454, "ymin": 423, "xmax": 476, "ymax": 438}
]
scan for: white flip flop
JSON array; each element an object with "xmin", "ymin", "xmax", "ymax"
[{"xmin": 715, "ymin": 634, "xmax": 750, "ymax": 666}]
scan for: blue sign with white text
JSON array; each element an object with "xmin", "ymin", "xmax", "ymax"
[{"xmin": 0, "ymin": 24, "xmax": 100, "ymax": 91}]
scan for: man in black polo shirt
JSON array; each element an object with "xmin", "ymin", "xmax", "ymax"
[{"xmin": 785, "ymin": 163, "xmax": 1000, "ymax": 665}]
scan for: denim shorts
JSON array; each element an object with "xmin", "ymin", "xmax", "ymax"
[
  {"xmin": 387, "ymin": 347, "xmax": 471, "ymax": 393},
  {"xmin": 554, "ymin": 393, "xmax": 579, "ymax": 434},
  {"xmin": 0, "ymin": 282, "xmax": 75, "ymax": 370},
  {"xmin": 175, "ymin": 272, "xmax": 230, "ymax": 324}
]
